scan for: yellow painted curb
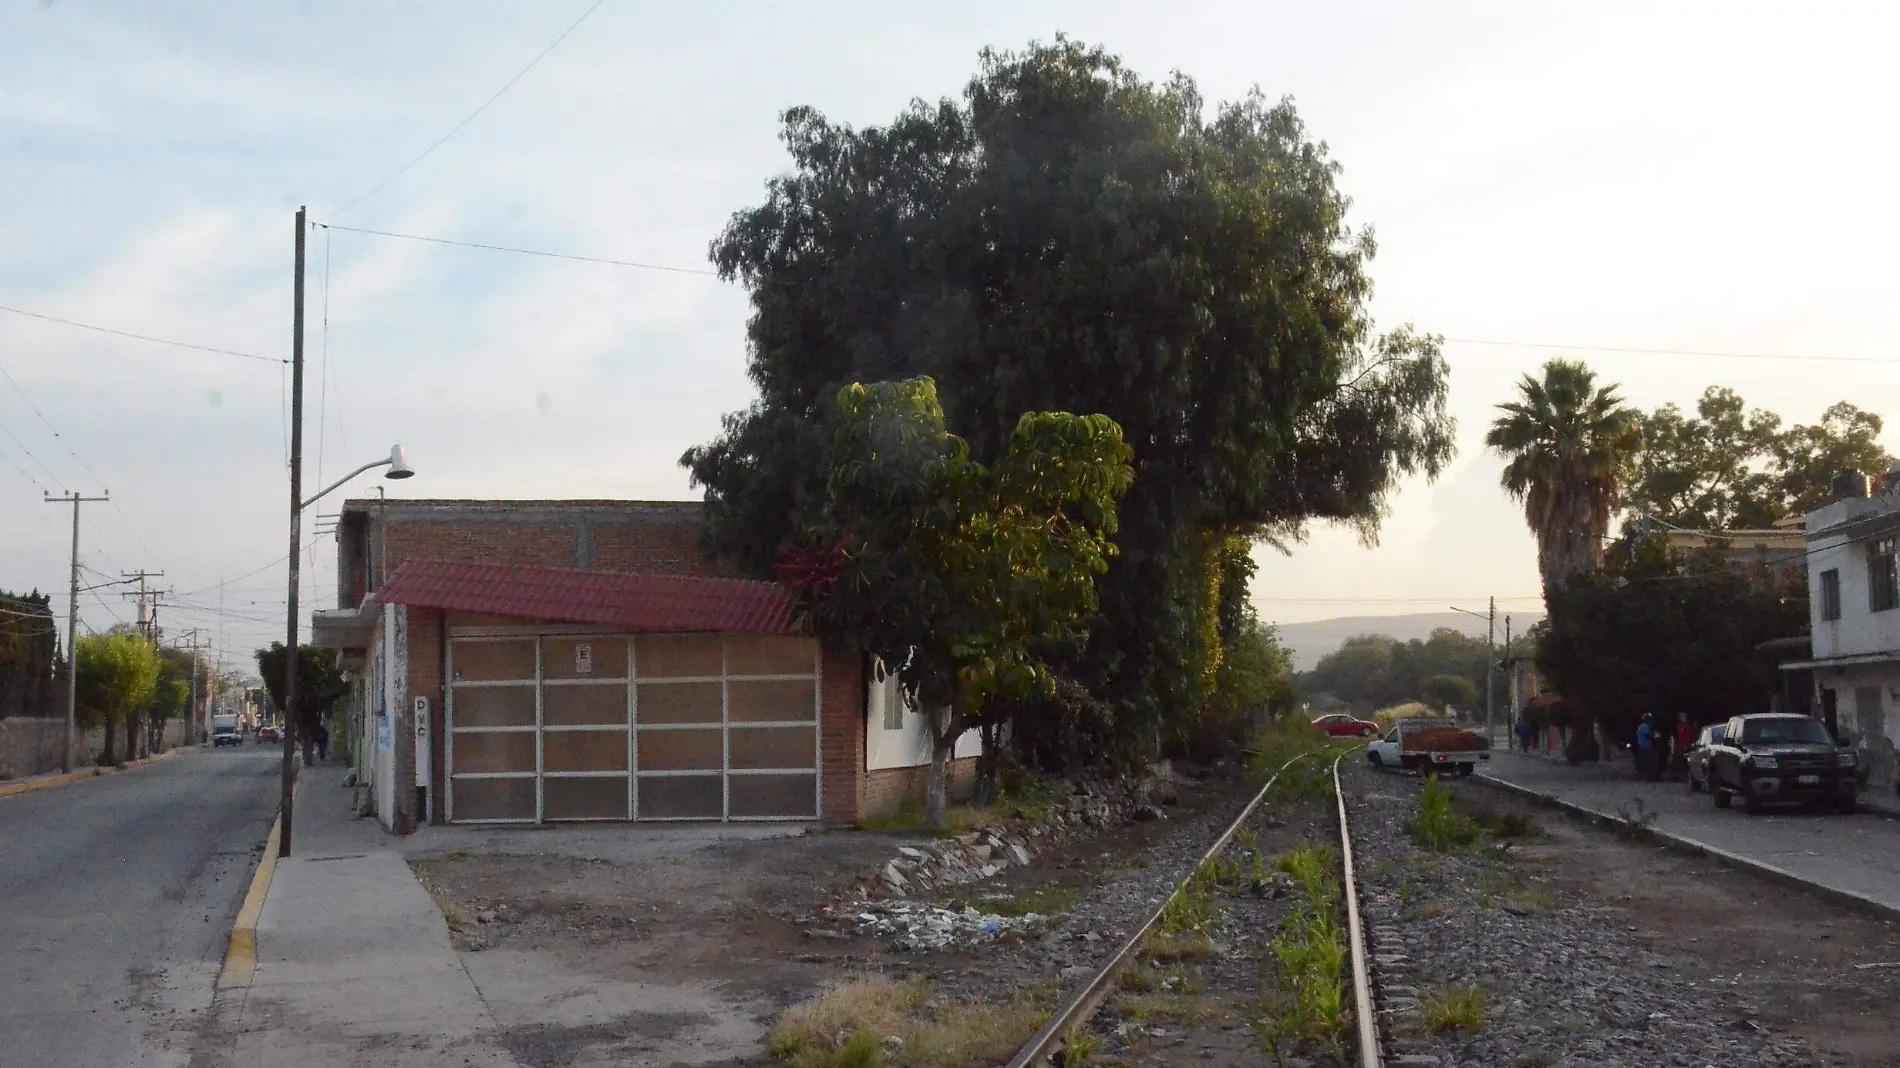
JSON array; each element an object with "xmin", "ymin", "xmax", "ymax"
[
  {"xmin": 0, "ymin": 746, "xmax": 181, "ymax": 800},
  {"xmin": 216, "ymin": 808, "xmax": 283, "ymax": 991}
]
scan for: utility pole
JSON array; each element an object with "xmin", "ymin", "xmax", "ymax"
[
  {"xmin": 1503, "ymin": 615, "xmax": 1515, "ymax": 744},
  {"xmin": 120, "ymin": 571, "xmax": 168, "ymax": 643},
  {"xmin": 45, "ymin": 491, "xmax": 108, "ymax": 773},
  {"xmin": 173, "ymin": 629, "xmax": 209, "ymax": 745},
  {"xmin": 1485, "ymin": 596, "xmax": 1496, "ymax": 745},
  {"xmin": 281, "ymin": 206, "xmax": 307, "ymax": 858}
]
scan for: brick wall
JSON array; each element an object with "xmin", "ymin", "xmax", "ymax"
[
  {"xmin": 863, "ymin": 757, "xmax": 978, "ymax": 821},
  {"xmin": 589, "ymin": 520, "xmax": 731, "ymax": 577},
  {"xmin": 820, "ymin": 646, "xmax": 866, "ymax": 825},
  {"xmin": 385, "ymin": 523, "xmax": 577, "ymax": 575}
]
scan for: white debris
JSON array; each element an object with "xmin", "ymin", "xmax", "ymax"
[{"xmin": 854, "ymin": 901, "xmax": 1045, "ymax": 950}]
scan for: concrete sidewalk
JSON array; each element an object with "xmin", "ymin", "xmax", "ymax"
[
  {"xmin": 1476, "ymin": 749, "xmax": 1900, "ymax": 918},
  {"xmin": 208, "ymin": 767, "xmax": 524, "ymax": 1067}
]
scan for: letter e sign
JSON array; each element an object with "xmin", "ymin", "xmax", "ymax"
[{"xmin": 575, "ymin": 642, "xmax": 594, "ymax": 675}]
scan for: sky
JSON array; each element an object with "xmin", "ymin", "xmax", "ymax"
[{"xmin": 3, "ymin": 0, "xmax": 1898, "ymax": 677}]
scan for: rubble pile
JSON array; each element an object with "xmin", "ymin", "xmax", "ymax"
[
  {"xmin": 859, "ymin": 767, "xmax": 1196, "ymax": 900},
  {"xmin": 851, "ymin": 900, "xmax": 1046, "ymax": 950}
]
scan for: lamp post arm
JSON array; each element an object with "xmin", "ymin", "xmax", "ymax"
[{"xmin": 300, "ymin": 459, "xmax": 389, "ymax": 512}]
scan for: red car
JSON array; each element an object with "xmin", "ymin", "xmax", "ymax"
[
  {"xmin": 1312, "ymin": 713, "xmax": 1380, "ymax": 738},
  {"xmin": 256, "ymin": 725, "xmax": 282, "ymax": 744}
]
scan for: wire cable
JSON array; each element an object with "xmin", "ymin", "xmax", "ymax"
[
  {"xmin": 0, "ymin": 415, "xmax": 66, "ymax": 491},
  {"xmin": 1445, "ymin": 337, "xmax": 1900, "ymax": 366},
  {"xmin": 317, "ymin": 223, "xmax": 719, "ymax": 275},
  {"xmin": 0, "ymin": 357, "xmax": 108, "ymax": 492},
  {"xmin": 321, "ymin": 0, "xmax": 613, "ymax": 221},
  {"xmin": 0, "ymin": 303, "xmax": 280, "ymax": 364}
]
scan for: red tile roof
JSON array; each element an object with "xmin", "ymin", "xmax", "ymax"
[{"xmin": 374, "ymin": 559, "xmax": 796, "ymax": 634}]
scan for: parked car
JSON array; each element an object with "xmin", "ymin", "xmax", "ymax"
[
  {"xmin": 256, "ymin": 725, "xmax": 281, "ymax": 744},
  {"xmin": 1312, "ymin": 713, "xmax": 1381, "ymax": 738},
  {"xmin": 1366, "ymin": 718, "xmax": 1492, "ymax": 777},
  {"xmin": 1683, "ymin": 722, "xmax": 1727, "ymax": 792},
  {"xmin": 1706, "ymin": 713, "xmax": 1857, "ymax": 815}
]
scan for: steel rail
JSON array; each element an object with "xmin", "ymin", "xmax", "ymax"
[
  {"xmin": 1335, "ymin": 754, "xmax": 1382, "ymax": 1068},
  {"xmin": 1005, "ymin": 752, "xmax": 1317, "ymax": 1068}
]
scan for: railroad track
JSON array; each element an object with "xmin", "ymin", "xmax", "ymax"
[{"xmin": 1005, "ymin": 750, "xmax": 1385, "ymax": 1068}]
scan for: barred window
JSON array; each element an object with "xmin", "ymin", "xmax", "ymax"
[{"xmin": 1870, "ymin": 538, "xmax": 1898, "ymax": 613}]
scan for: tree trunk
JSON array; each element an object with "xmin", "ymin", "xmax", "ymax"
[
  {"xmin": 925, "ymin": 706, "xmax": 956, "ymax": 829},
  {"xmin": 101, "ymin": 708, "xmax": 118, "ymax": 765},
  {"xmin": 973, "ymin": 722, "xmax": 1002, "ymax": 808},
  {"xmin": 122, "ymin": 709, "xmax": 140, "ymax": 762}
]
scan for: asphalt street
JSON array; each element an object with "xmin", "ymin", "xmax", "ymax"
[{"xmin": 0, "ymin": 746, "xmax": 280, "ymax": 1068}]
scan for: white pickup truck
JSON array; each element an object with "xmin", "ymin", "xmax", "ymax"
[{"xmin": 1366, "ymin": 718, "xmax": 1491, "ymax": 777}]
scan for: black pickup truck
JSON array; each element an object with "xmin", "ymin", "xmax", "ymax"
[{"xmin": 1706, "ymin": 713, "xmax": 1857, "ymax": 815}]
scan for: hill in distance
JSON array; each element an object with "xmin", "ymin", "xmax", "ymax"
[{"xmin": 1272, "ymin": 611, "xmax": 1545, "ymax": 672}]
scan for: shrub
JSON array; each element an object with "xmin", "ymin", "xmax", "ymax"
[{"xmin": 1405, "ymin": 775, "xmax": 1481, "ymax": 852}]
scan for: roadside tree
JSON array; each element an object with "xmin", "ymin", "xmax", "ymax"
[
  {"xmin": 781, "ymin": 377, "xmax": 1134, "ymax": 825},
  {"xmin": 684, "ymin": 38, "xmax": 1454, "ymax": 767},
  {"xmin": 0, "ymin": 589, "xmax": 59, "ymax": 719},
  {"xmin": 75, "ymin": 630, "xmax": 160, "ymax": 766},
  {"xmin": 254, "ymin": 643, "xmax": 350, "ymax": 766}
]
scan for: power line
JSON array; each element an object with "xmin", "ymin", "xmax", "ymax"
[
  {"xmin": 0, "ymin": 303, "xmax": 280, "ymax": 364},
  {"xmin": 321, "ymin": 0, "xmax": 613, "ymax": 220},
  {"xmin": 0, "ymin": 438, "xmax": 45, "ymax": 492},
  {"xmin": 0, "ymin": 357, "xmax": 108, "ymax": 492},
  {"xmin": 1445, "ymin": 337, "xmax": 1900, "ymax": 366},
  {"xmin": 0, "ymin": 416, "xmax": 66, "ymax": 491},
  {"xmin": 317, "ymin": 223, "xmax": 720, "ymax": 276}
]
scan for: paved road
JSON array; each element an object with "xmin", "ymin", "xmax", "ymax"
[
  {"xmin": 1476, "ymin": 750, "xmax": 1900, "ymax": 915},
  {"xmin": 0, "ymin": 747, "xmax": 280, "ymax": 1068}
]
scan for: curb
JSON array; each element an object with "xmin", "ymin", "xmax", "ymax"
[
  {"xmin": 216, "ymin": 807, "xmax": 284, "ymax": 992},
  {"xmin": 1469, "ymin": 773, "xmax": 1900, "ymax": 926},
  {"xmin": 0, "ymin": 747, "xmax": 181, "ymax": 800}
]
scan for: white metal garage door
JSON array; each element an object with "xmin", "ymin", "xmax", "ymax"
[{"xmin": 445, "ymin": 630, "xmax": 820, "ymax": 823}]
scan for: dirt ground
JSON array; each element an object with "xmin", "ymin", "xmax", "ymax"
[{"xmin": 1446, "ymin": 778, "xmax": 1900, "ymax": 1066}]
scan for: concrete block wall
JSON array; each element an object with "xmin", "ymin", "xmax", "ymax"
[{"xmin": 0, "ymin": 717, "xmax": 191, "ymax": 780}]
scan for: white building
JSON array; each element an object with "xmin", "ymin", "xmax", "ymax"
[{"xmin": 1785, "ymin": 470, "xmax": 1900, "ymax": 794}]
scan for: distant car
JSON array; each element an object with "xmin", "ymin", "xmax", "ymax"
[
  {"xmin": 257, "ymin": 725, "xmax": 281, "ymax": 744},
  {"xmin": 1312, "ymin": 713, "xmax": 1380, "ymax": 738},
  {"xmin": 1706, "ymin": 713, "xmax": 1856, "ymax": 815},
  {"xmin": 1684, "ymin": 723, "xmax": 1727, "ymax": 792}
]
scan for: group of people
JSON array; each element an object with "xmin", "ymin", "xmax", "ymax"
[{"xmin": 1632, "ymin": 712, "xmax": 1695, "ymax": 780}]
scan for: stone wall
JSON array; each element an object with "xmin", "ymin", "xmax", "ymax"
[{"xmin": 0, "ymin": 717, "xmax": 192, "ymax": 780}]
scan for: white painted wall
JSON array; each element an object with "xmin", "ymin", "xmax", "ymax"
[
  {"xmin": 373, "ymin": 604, "xmax": 407, "ymax": 831},
  {"xmin": 1806, "ymin": 497, "xmax": 1900, "ymax": 659},
  {"xmin": 864, "ymin": 667, "xmax": 982, "ymax": 771}
]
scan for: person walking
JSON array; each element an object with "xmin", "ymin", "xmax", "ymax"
[
  {"xmin": 314, "ymin": 720, "xmax": 330, "ymax": 763},
  {"xmin": 1673, "ymin": 714, "xmax": 1694, "ymax": 777},
  {"xmin": 1516, "ymin": 715, "xmax": 1535, "ymax": 755},
  {"xmin": 1635, "ymin": 715, "xmax": 1655, "ymax": 779}
]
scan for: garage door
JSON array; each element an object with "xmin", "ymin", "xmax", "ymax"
[{"xmin": 445, "ymin": 631, "xmax": 819, "ymax": 823}]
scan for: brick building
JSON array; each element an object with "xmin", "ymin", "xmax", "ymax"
[{"xmin": 312, "ymin": 499, "xmax": 975, "ymax": 833}]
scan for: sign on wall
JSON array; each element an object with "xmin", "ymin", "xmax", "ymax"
[{"xmin": 575, "ymin": 642, "xmax": 594, "ymax": 675}]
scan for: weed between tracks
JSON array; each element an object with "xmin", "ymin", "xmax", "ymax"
[
  {"xmin": 767, "ymin": 977, "xmax": 1047, "ymax": 1068},
  {"xmin": 1257, "ymin": 842, "xmax": 1348, "ymax": 1067},
  {"xmin": 1420, "ymin": 985, "xmax": 1488, "ymax": 1034}
]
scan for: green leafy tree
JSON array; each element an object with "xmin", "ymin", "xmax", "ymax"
[
  {"xmin": 685, "ymin": 38, "xmax": 1454, "ymax": 762},
  {"xmin": 1627, "ymin": 389, "xmax": 1893, "ymax": 532},
  {"xmin": 0, "ymin": 589, "xmax": 59, "ymax": 719},
  {"xmin": 1774, "ymin": 402, "xmax": 1893, "ymax": 517},
  {"xmin": 784, "ymin": 377, "xmax": 1134, "ymax": 824},
  {"xmin": 75, "ymin": 629, "xmax": 160, "ymax": 766},
  {"xmin": 1487, "ymin": 359, "xmax": 1643, "ymax": 601},
  {"xmin": 1421, "ymin": 674, "xmax": 1478, "ymax": 713},
  {"xmin": 255, "ymin": 643, "xmax": 350, "ymax": 766},
  {"xmin": 1536, "ymin": 538, "xmax": 1806, "ymax": 755}
]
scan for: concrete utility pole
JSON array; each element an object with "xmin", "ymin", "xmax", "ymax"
[
  {"xmin": 1503, "ymin": 615, "xmax": 1515, "ymax": 740},
  {"xmin": 120, "ymin": 571, "xmax": 167, "ymax": 643},
  {"xmin": 1485, "ymin": 596, "xmax": 1496, "ymax": 744},
  {"xmin": 44, "ymin": 491, "xmax": 108, "ymax": 774},
  {"xmin": 173, "ymin": 630, "xmax": 209, "ymax": 745},
  {"xmin": 281, "ymin": 206, "xmax": 307, "ymax": 858}
]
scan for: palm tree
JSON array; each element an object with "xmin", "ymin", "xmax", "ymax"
[{"xmin": 1486, "ymin": 359, "xmax": 1642, "ymax": 602}]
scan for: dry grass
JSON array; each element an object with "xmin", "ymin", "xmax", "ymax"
[
  {"xmin": 1120, "ymin": 991, "xmax": 1217, "ymax": 1025},
  {"xmin": 1146, "ymin": 930, "xmax": 1218, "ymax": 961},
  {"xmin": 1421, "ymin": 986, "xmax": 1488, "ymax": 1034},
  {"xmin": 768, "ymin": 977, "xmax": 1047, "ymax": 1068}
]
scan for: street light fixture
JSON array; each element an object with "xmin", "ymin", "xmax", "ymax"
[{"xmin": 280, "ymin": 433, "xmax": 414, "ymax": 860}]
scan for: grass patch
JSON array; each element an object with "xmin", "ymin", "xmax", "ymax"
[
  {"xmin": 1420, "ymin": 986, "xmax": 1488, "ymax": 1035},
  {"xmin": 1121, "ymin": 992, "xmax": 1217, "ymax": 1025},
  {"xmin": 979, "ymin": 886, "xmax": 1082, "ymax": 917},
  {"xmin": 1118, "ymin": 964, "xmax": 1160, "ymax": 993},
  {"xmin": 1469, "ymin": 808, "xmax": 1543, "ymax": 841},
  {"xmin": 1147, "ymin": 930, "xmax": 1218, "ymax": 961},
  {"xmin": 767, "ymin": 977, "xmax": 1046, "ymax": 1068},
  {"xmin": 858, "ymin": 772, "xmax": 1067, "ymax": 836},
  {"xmin": 1258, "ymin": 842, "xmax": 1347, "ymax": 1067},
  {"xmin": 1406, "ymin": 776, "xmax": 1482, "ymax": 853},
  {"xmin": 1157, "ymin": 871, "xmax": 1220, "ymax": 935}
]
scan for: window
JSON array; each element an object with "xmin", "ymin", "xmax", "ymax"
[
  {"xmin": 1870, "ymin": 538, "xmax": 1898, "ymax": 612},
  {"xmin": 1820, "ymin": 568, "xmax": 1842, "ymax": 621},
  {"xmin": 1740, "ymin": 717, "xmax": 1832, "ymax": 746}
]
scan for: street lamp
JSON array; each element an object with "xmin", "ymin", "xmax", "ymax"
[
  {"xmin": 279, "ymin": 443, "xmax": 414, "ymax": 857},
  {"xmin": 1449, "ymin": 600, "xmax": 1497, "ymax": 744}
]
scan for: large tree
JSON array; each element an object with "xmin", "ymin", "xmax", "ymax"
[
  {"xmin": 1627, "ymin": 388, "xmax": 1893, "ymax": 532},
  {"xmin": 75, "ymin": 629, "xmax": 160, "ymax": 766},
  {"xmin": 784, "ymin": 377, "xmax": 1133, "ymax": 822},
  {"xmin": 1537, "ymin": 538, "xmax": 1806, "ymax": 753},
  {"xmin": 684, "ymin": 39, "xmax": 1453, "ymax": 761},
  {"xmin": 255, "ymin": 643, "xmax": 350, "ymax": 767},
  {"xmin": 1486, "ymin": 359, "xmax": 1643, "ymax": 602},
  {"xmin": 0, "ymin": 590, "xmax": 59, "ymax": 719}
]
